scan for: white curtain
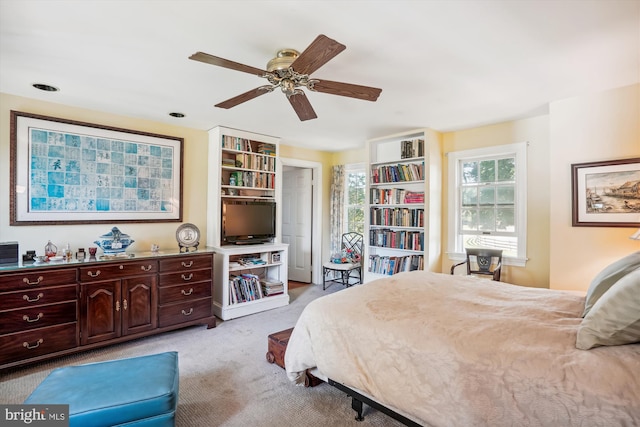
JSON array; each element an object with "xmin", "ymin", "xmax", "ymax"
[{"xmin": 329, "ymin": 165, "xmax": 345, "ymax": 254}]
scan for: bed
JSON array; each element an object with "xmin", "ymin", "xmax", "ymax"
[{"xmin": 284, "ymin": 262, "xmax": 640, "ymax": 426}]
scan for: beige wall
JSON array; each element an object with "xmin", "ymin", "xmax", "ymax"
[
  {"xmin": 549, "ymin": 84, "xmax": 640, "ymax": 291},
  {"xmin": 442, "ymin": 115, "xmax": 551, "ymax": 287},
  {"xmin": 0, "ymin": 93, "xmax": 211, "ymax": 254}
]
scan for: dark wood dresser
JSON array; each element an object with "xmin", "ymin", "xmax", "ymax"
[{"xmin": 0, "ymin": 250, "xmax": 216, "ymax": 371}]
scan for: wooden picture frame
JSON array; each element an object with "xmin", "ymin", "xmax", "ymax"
[
  {"xmin": 571, "ymin": 157, "xmax": 640, "ymax": 227},
  {"xmin": 10, "ymin": 111, "xmax": 183, "ymax": 225}
]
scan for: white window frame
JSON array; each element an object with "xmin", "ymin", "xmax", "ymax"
[
  {"xmin": 344, "ymin": 163, "xmax": 366, "ymax": 234},
  {"xmin": 447, "ymin": 142, "xmax": 528, "ymax": 267}
]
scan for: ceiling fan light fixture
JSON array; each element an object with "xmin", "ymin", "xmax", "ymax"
[
  {"xmin": 33, "ymin": 83, "xmax": 59, "ymax": 92},
  {"xmin": 266, "ymin": 49, "xmax": 299, "ymax": 72}
]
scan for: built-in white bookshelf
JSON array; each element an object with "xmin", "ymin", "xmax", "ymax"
[
  {"xmin": 206, "ymin": 126, "xmax": 288, "ymax": 319},
  {"xmin": 364, "ymin": 129, "xmax": 442, "ymax": 282}
]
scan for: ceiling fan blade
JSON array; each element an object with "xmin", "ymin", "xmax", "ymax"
[
  {"xmin": 291, "ymin": 35, "xmax": 346, "ymax": 76},
  {"xmin": 310, "ymin": 79, "xmax": 382, "ymax": 102},
  {"xmin": 215, "ymin": 86, "xmax": 274, "ymax": 109},
  {"xmin": 288, "ymin": 92, "xmax": 317, "ymax": 121},
  {"xmin": 189, "ymin": 52, "xmax": 268, "ymax": 76}
]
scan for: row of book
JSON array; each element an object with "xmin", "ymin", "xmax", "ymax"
[
  {"xmin": 400, "ymin": 139, "xmax": 425, "ymax": 159},
  {"xmin": 370, "ymin": 207, "xmax": 424, "ymax": 227},
  {"xmin": 228, "ymin": 274, "xmax": 284, "ymax": 304},
  {"xmin": 222, "ymin": 152, "xmax": 276, "ymax": 172},
  {"xmin": 369, "ymin": 228, "xmax": 424, "ymax": 251},
  {"xmin": 368, "ymin": 254, "xmax": 424, "ymax": 275},
  {"xmin": 370, "ymin": 162, "xmax": 424, "ymax": 184},
  {"xmin": 221, "ymin": 135, "xmax": 276, "ymax": 154},
  {"xmin": 370, "ymin": 188, "xmax": 424, "ymax": 205},
  {"xmin": 228, "ymin": 171, "xmax": 275, "ymax": 189}
]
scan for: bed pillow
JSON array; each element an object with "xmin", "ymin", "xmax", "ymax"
[
  {"xmin": 582, "ymin": 251, "xmax": 640, "ymax": 317},
  {"xmin": 576, "ymin": 267, "xmax": 640, "ymax": 350}
]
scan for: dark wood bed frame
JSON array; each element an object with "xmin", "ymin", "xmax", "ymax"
[{"xmin": 328, "ymin": 378, "xmax": 422, "ymax": 427}]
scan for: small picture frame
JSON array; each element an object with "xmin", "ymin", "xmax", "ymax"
[{"xmin": 271, "ymin": 252, "xmax": 281, "ymax": 263}]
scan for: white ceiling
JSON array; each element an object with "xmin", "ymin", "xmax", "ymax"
[{"xmin": 1, "ymin": 0, "xmax": 638, "ymax": 152}]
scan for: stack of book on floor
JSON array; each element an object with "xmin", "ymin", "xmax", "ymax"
[{"xmin": 261, "ymin": 279, "xmax": 284, "ymax": 297}]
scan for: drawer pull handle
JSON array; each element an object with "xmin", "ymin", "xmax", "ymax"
[
  {"xmin": 181, "ymin": 288, "xmax": 194, "ymax": 296},
  {"xmin": 141, "ymin": 265, "xmax": 152, "ymax": 272},
  {"xmin": 116, "ymin": 301, "xmax": 120, "ymax": 312},
  {"xmin": 181, "ymin": 308, "xmax": 193, "ymax": 316},
  {"xmin": 23, "ymin": 339, "xmax": 44, "ymax": 350},
  {"xmin": 23, "ymin": 293, "xmax": 44, "ymax": 303},
  {"xmin": 23, "ymin": 313, "xmax": 43, "ymax": 323},
  {"xmin": 181, "ymin": 273, "xmax": 193, "ymax": 281},
  {"xmin": 23, "ymin": 276, "xmax": 43, "ymax": 286},
  {"xmin": 119, "ymin": 265, "xmax": 124, "ymax": 270},
  {"xmin": 181, "ymin": 261, "xmax": 194, "ymax": 268},
  {"xmin": 123, "ymin": 299, "xmax": 128, "ymax": 310},
  {"xmin": 87, "ymin": 270, "xmax": 101, "ymax": 277}
]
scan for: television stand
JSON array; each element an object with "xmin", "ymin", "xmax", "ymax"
[{"xmin": 209, "ymin": 243, "xmax": 289, "ymax": 320}]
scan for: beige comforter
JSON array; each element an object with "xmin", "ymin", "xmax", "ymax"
[{"xmin": 285, "ymin": 271, "xmax": 640, "ymax": 426}]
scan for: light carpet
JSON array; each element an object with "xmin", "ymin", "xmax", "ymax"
[{"xmin": 0, "ymin": 284, "xmax": 405, "ymax": 426}]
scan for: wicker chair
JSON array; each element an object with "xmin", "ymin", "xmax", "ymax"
[{"xmin": 322, "ymin": 232, "xmax": 363, "ymax": 290}]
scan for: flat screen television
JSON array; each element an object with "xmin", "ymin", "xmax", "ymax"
[{"xmin": 221, "ymin": 200, "xmax": 276, "ymax": 245}]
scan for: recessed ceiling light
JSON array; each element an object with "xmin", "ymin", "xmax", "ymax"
[
  {"xmin": 169, "ymin": 112, "xmax": 185, "ymax": 118},
  {"xmin": 32, "ymin": 83, "xmax": 59, "ymax": 92}
]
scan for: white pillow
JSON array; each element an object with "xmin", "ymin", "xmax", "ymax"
[
  {"xmin": 576, "ymin": 267, "xmax": 640, "ymax": 350},
  {"xmin": 582, "ymin": 251, "xmax": 640, "ymax": 317}
]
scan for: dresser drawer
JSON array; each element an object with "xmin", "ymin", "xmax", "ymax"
[
  {"xmin": 159, "ymin": 254, "xmax": 212, "ymax": 272},
  {"xmin": 158, "ymin": 281, "xmax": 212, "ymax": 305},
  {"xmin": 79, "ymin": 261, "xmax": 158, "ymax": 282},
  {"xmin": 158, "ymin": 297, "xmax": 212, "ymax": 328},
  {"xmin": 0, "ymin": 322, "xmax": 78, "ymax": 366},
  {"xmin": 158, "ymin": 268, "xmax": 212, "ymax": 287},
  {"xmin": 0, "ymin": 301, "xmax": 77, "ymax": 334},
  {"xmin": 1, "ymin": 284, "xmax": 77, "ymax": 310},
  {"xmin": 0, "ymin": 269, "xmax": 77, "ymax": 292}
]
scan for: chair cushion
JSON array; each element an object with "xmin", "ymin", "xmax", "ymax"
[
  {"xmin": 24, "ymin": 351, "xmax": 179, "ymax": 427},
  {"xmin": 323, "ymin": 261, "xmax": 360, "ymax": 271}
]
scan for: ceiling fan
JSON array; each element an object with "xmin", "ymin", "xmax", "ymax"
[{"xmin": 189, "ymin": 34, "xmax": 382, "ymax": 121}]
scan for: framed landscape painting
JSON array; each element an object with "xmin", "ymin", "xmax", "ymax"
[
  {"xmin": 571, "ymin": 157, "xmax": 640, "ymax": 227},
  {"xmin": 10, "ymin": 111, "xmax": 183, "ymax": 225}
]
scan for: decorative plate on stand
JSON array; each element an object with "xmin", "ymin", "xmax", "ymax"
[{"xmin": 176, "ymin": 223, "xmax": 200, "ymax": 252}]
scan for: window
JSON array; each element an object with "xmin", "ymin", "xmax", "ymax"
[
  {"xmin": 448, "ymin": 143, "xmax": 527, "ymax": 266},
  {"xmin": 345, "ymin": 163, "xmax": 365, "ymax": 235}
]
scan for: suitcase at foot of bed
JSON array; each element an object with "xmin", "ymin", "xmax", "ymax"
[{"xmin": 266, "ymin": 327, "xmax": 322, "ymax": 387}]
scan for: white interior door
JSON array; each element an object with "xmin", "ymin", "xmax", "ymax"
[{"xmin": 282, "ymin": 167, "xmax": 312, "ymax": 283}]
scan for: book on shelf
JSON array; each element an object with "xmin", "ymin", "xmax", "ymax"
[
  {"xmin": 368, "ymin": 254, "xmax": 424, "ymax": 275},
  {"xmin": 400, "ymin": 139, "xmax": 424, "ymax": 159},
  {"xmin": 228, "ymin": 273, "xmax": 264, "ymax": 304},
  {"xmin": 370, "ymin": 162, "xmax": 424, "ymax": 184}
]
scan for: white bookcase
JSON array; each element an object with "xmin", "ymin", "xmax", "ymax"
[
  {"xmin": 364, "ymin": 129, "xmax": 442, "ymax": 282},
  {"xmin": 210, "ymin": 243, "xmax": 289, "ymax": 320},
  {"xmin": 206, "ymin": 126, "xmax": 289, "ymax": 319}
]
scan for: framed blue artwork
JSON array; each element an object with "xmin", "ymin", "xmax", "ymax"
[{"xmin": 10, "ymin": 111, "xmax": 183, "ymax": 224}]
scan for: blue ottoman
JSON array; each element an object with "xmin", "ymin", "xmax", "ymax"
[{"xmin": 24, "ymin": 352, "xmax": 179, "ymax": 427}]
